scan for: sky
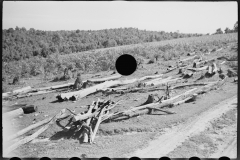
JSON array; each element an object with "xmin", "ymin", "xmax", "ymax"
[{"xmin": 3, "ymin": 1, "xmax": 238, "ymax": 34}]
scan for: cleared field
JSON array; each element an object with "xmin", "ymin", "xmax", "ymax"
[{"xmin": 2, "ymin": 34, "xmax": 238, "ymax": 158}]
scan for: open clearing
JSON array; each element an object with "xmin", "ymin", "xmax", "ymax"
[{"xmin": 2, "ymin": 34, "xmax": 238, "ymax": 158}]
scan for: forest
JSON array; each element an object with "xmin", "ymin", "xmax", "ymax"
[{"xmin": 2, "ymin": 27, "xmax": 203, "ymax": 62}]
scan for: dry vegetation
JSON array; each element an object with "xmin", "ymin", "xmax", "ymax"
[{"xmin": 2, "ymin": 33, "xmax": 238, "ymax": 158}]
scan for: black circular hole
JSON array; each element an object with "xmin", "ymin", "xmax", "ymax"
[
  {"xmin": 159, "ymin": 156, "xmax": 171, "ymax": 160},
  {"xmin": 100, "ymin": 157, "xmax": 111, "ymax": 160},
  {"xmin": 129, "ymin": 157, "xmax": 141, "ymax": 160},
  {"xmin": 189, "ymin": 157, "xmax": 200, "ymax": 160},
  {"xmin": 219, "ymin": 156, "xmax": 230, "ymax": 160},
  {"xmin": 39, "ymin": 157, "xmax": 51, "ymax": 160},
  {"xmin": 10, "ymin": 157, "xmax": 21, "ymax": 160},
  {"xmin": 69, "ymin": 157, "xmax": 81, "ymax": 160},
  {"xmin": 115, "ymin": 54, "xmax": 137, "ymax": 76}
]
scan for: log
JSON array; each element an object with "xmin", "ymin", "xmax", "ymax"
[
  {"xmin": 57, "ymin": 74, "xmax": 164, "ymax": 101},
  {"xmin": 212, "ymin": 63, "xmax": 218, "ymax": 73},
  {"xmin": 35, "ymin": 83, "xmax": 74, "ymax": 91},
  {"xmin": 187, "ymin": 66, "xmax": 208, "ymax": 72},
  {"xmin": 4, "ymin": 117, "xmax": 54, "ymax": 155},
  {"xmin": 5, "ymin": 117, "xmax": 52, "ymax": 142},
  {"xmin": 194, "ymin": 57, "xmax": 217, "ymax": 67},
  {"xmin": 171, "ymin": 83, "xmax": 209, "ymax": 90},
  {"xmin": 91, "ymin": 108, "xmax": 104, "ymax": 143},
  {"xmin": 146, "ymin": 107, "xmax": 176, "ymax": 114},
  {"xmin": 87, "ymin": 74, "xmax": 122, "ymax": 83},
  {"xmin": 105, "ymin": 79, "xmax": 225, "ymax": 121},
  {"xmin": 3, "ymin": 108, "xmax": 24, "ymax": 119},
  {"xmin": 13, "ymin": 86, "xmax": 32, "ymax": 94},
  {"xmin": 103, "ymin": 88, "xmax": 198, "ymax": 121},
  {"xmin": 179, "ymin": 55, "xmax": 197, "ymax": 62},
  {"xmin": 2, "ymin": 92, "xmax": 11, "ymax": 97},
  {"xmin": 73, "ymin": 100, "xmax": 111, "ymax": 121},
  {"xmin": 144, "ymin": 77, "xmax": 167, "ymax": 86},
  {"xmin": 173, "ymin": 95, "xmax": 196, "ymax": 106},
  {"xmin": 208, "ymin": 65, "xmax": 213, "ymax": 74},
  {"xmin": 83, "ymin": 101, "xmax": 96, "ymax": 143},
  {"xmin": 220, "ymin": 61, "xmax": 226, "ymax": 65},
  {"xmin": 145, "ymin": 77, "xmax": 180, "ymax": 86},
  {"xmin": 216, "ymin": 48, "xmax": 223, "ymax": 52},
  {"xmin": 4, "ymin": 109, "xmax": 66, "ymax": 155}
]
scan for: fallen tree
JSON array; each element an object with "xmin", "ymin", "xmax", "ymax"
[
  {"xmin": 4, "ymin": 109, "xmax": 67, "ymax": 155},
  {"xmin": 187, "ymin": 66, "xmax": 208, "ymax": 72},
  {"xmin": 87, "ymin": 74, "xmax": 122, "ymax": 83},
  {"xmin": 57, "ymin": 74, "xmax": 164, "ymax": 101},
  {"xmin": 103, "ymin": 78, "xmax": 226, "ymax": 122}
]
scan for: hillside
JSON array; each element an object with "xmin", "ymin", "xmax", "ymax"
[
  {"xmin": 2, "ymin": 33, "xmax": 237, "ymax": 92},
  {"xmin": 2, "ymin": 27, "xmax": 203, "ymax": 62},
  {"xmin": 2, "ymin": 32, "xmax": 238, "ymax": 158}
]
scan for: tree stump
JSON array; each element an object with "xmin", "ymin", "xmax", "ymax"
[
  {"xmin": 12, "ymin": 75, "xmax": 20, "ymax": 85},
  {"xmin": 73, "ymin": 73, "xmax": 83, "ymax": 90}
]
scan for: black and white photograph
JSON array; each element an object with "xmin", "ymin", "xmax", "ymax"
[{"xmin": 2, "ymin": 1, "xmax": 238, "ymax": 158}]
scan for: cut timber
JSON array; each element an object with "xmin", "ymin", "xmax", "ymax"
[
  {"xmin": 220, "ymin": 61, "xmax": 226, "ymax": 65},
  {"xmin": 57, "ymin": 74, "xmax": 163, "ymax": 101},
  {"xmin": 4, "ymin": 117, "xmax": 54, "ymax": 155},
  {"xmin": 13, "ymin": 86, "xmax": 32, "ymax": 94},
  {"xmin": 87, "ymin": 74, "xmax": 122, "ymax": 83},
  {"xmin": 138, "ymin": 74, "xmax": 163, "ymax": 81},
  {"xmin": 144, "ymin": 77, "xmax": 167, "ymax": 86},
  {"xmin": 194, "ymin": 57, "xmax": 217, "ymax": 67},
  {"xmin": 212, "ymin": 63, "xmax": 218, "ymax": 73},
  {"xmin": 3, "ymin": 108, "xmax": 24, "ymax": 119},
  {"xmin": 2, "ymin": 92, "xmax": 11, "ymax": 97},
  {"xmin": 36, "ymin": 83, "xmax": 74, "ymax": 91},
  {"xmin": 73, "ymin": 100, "xmax": 120, "ymax": 122},
  {"xmin": 105, "ymin": 79, "xmax": 225, "ymax": 121},
  {"xmin": 208, "ymin": 65, "xmax": 213, "ymax": 74},
  {"xmin": 83, "ymin": 101, "xmax": 95, "ymax": 143},
  {"xmin": 187, "ymin": 66, "xmax": 208, "ymax": 72},
  {"xmin": 103, "ymin": 88, "xmax": 198, "ymax": 121},
  {"xmin": 4, "ymin": 109, "xmax": 66, "ymax": 155},
  {"xmin": 145, "ymin": 77, "xmax": 180, "ymax": 86},
  {"xmin": 179, "ymin": 55, "xmax": 197, "ymax": 62},
  {"xmin": 216, "ymin": 48, "xmax": 223, "ymax": 52},
  {"xmin": 171, "ymin": 83, "xmax": 209, "ymax": 89},
  {"xmin": 5, "ymin": 117, "xmax": 52, "ymax": 142},
  {"xmin": 91, "ymin": 108, "xmax": 104, "ymax": 143}
]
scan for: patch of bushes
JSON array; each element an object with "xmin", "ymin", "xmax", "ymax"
[{"xmin": 2, "ymin": 33, "xmax": 237, "ymax": 85}]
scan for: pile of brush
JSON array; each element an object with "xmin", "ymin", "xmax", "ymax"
[{"xmin": 64, "ymin": 98, "xmax": 122, "ymax": 143}]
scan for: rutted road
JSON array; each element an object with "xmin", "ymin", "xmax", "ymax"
[{"xmin": 128, "ymin": 96, "xmax": 237, "ymax": 158}]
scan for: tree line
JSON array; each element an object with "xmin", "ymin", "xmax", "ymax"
[
  {"xmin": 2, "ymin": 27, "xmax": 203, "ymax": 62},
  {"xmin": 214, "ymin": 21, "xmax": 238, "ymax": 34}
]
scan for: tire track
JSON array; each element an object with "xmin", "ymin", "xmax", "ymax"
[{"xmin": 128, "ymin": 96, "xmax": 237, "ymax": 158}]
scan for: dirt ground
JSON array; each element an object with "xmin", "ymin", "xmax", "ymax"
[{"xmin": 2, "ymin": 42, "xmax": 238, "ymax": 158}]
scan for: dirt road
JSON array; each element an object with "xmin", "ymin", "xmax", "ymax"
[{"xmin": 129, "ymin": 96, "xmax": 237, "ymax": 158}]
